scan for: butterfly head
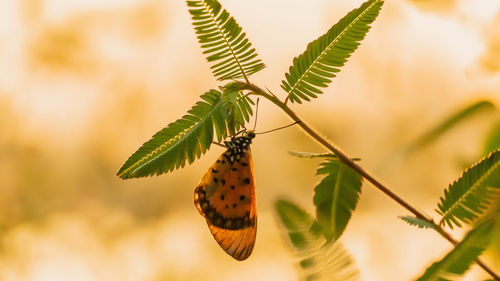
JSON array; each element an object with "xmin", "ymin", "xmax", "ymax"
[{"xmin": 242, "ymin": 130, "xmax": 256, "ymax": 139}]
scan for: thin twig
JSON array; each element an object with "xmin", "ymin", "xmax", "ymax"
[
  {"xmin": 265, "ymin": 86, "xmax": 279, "ymax": 99},
  {"xmin": 243, "ymin": 82, "xmax": 500, "ymax": 281}
]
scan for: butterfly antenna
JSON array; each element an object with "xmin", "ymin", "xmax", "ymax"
[
  {"xmin": 253, "ymin": 98, "xmax": 260, "ymax": 130},
  {"xmin": 234, "ymin": 128, "xmax": 247, "ymax": 137},
  {"xmin": 255, "ymin": 121, "xmax": 300, "ymax": 135}
]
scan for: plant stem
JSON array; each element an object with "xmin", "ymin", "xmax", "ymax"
[{"xmin": 244, "ymin": 82, "xmax": 500, "ymax": 280}]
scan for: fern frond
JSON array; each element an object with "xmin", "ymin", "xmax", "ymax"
[
  {"xmin": 275, "ymin": 200, "xmax": 318, "ymax": 251},
  {"xmin": 314, "ymin": 159, "xmax": 363, "ymax": 241},
  {"xmin": 416, "ymin": 221, "xmax": 493, "ymax": 281},
  {"xmin": 221, "ymin": 87, "xmax": 253, "ymax": 136},
  {"xmin": 281, "ymin": 0, "xmax": 384, "ymax": 103},
  {"xmin": 187, "ymin": 0, "xmax": 265, "ymax": 81},
  {"xmin": 436, "ymin": 150, "xmax": 500, "ymax": 228},
  {"xmin": 117, "ymin": 89, "xmax": 253, "ymax": 179},
  {"xmin": 400, "ymin": 216, "xmax": 435, "ymax": 229},
  {"xmin": 275, "ymin": 200, "xmax": 359, "ymax": 281}
]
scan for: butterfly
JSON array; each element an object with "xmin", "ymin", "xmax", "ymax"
[{"xmin": 194, "ymin": 130, "xmax": 257, "ymax": 260}]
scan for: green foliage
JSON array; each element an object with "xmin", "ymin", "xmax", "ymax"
[
  {"xmin": 400, "ymin": 216, "xmax": 436, "ymax": 229},
  {"xmin": 117, "ymin": 89, "xmax": 253, "ymax": 179},
  {"xmin": 288, "ymin": 151, "xmax": 336, "ymax": 158},
  {"xmin": 275, "ymin": 200, "xmax": 319, "ymax": 250},
  {"xmin": 115, "ymin": 0, "xmax": 500, "ymax": 277},
  {"xmin": 221, "ymin": 83, "xmax": 254, "ymax": 136},
  {"xmin": 483, "ymin": 119, "xmax": 500, "ymax": 156},
  {"xmin": 281, "ymin": 0, "xmax": 384, "ymax": 103},
  {"xmin": 416, "ymin": 221, "xmax": 493, "ymax": 281},
  {"xmin": 408, "ymin": 100, "xmax": 496, "ymax": 153},
  {"xmin": 314, "ymin": 159, "xmax": 363, "ymax": 241},
  {"xmin": 275, "ymin": 200, "xmax": 359, "ymax": 281},
  {"xmin": 288, "ymin": 151, "xmax": 362, "ymax": 161},
  {"xmin": 437, "ymin": 150, "xmax": 500, "ymax": 228},
  {"xmin": 187, "ymin": 0, "xmax": 265, "ymax": 81}
]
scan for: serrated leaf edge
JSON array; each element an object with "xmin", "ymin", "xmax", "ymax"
[
  {"xmin": 284, "ymin": 0, "xmax": 382, "ymax": 102},
  {"xmin": 437, "ymin": 151, "xmax": 500, "ymax": 227}
]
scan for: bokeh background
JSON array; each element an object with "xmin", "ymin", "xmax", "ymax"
[{"xmin": 1, "ymin": 0, "xmax": 500, "ymax": 280}]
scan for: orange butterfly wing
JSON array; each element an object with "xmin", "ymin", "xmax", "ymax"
[{"xmin": 194, "ymin": 148, "xmax": 257, "ymax": 260}]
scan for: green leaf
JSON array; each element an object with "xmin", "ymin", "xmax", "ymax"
[
  {"xmin": 220, "ymin": 85, "xmax": 253, "ymax": 136},
  {"xmin": 483, "ymin": 119, "xmax": 500, "ymax": 156},
  {"xmin": 288, "ymin": 151, "xmax": 336, "ymax": 158},
  {"xmin": 187, "ymin": 0, "xmax": 265, "ymax": 81},
  {"xmin": 288, "ymin": 151, "xmax": 362, "ymax": 161},
  {"xmin": 281, "ymin": 0, "xmax": 384, "ymax": 104},
  {"xmin": 117, "ymin": 89, "xmax": 252, "ymax": 179},
  {"xmin": 275, "ymin": 200, "xmax": 359, "ymax": 281},
  {"xmin": 314, "ymin": 159, "xmax": 363, "ymax": 241},
  {"xmin": 409, "ymin": 100, "xmax": 496, "ymax": 153},
  {"xmin": 416, "ymin": 221, "xmax": 493, "ymax": 281},
  {"xmin": 437, "ymin": 150, "xmax": 500, "ymax": 228},
  {"xmin": 400, "ymin": 216, "xmax": 436, "ymax": 229},
  {"xmin": 275, "ymin": 200, "xmax": 318, "ymax": 250}
]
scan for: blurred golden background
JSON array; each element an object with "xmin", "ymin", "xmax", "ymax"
[{"xmin": 1, "ymin": 0, "xmax": 500, "ymax": 280}]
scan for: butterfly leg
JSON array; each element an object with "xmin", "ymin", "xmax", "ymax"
[{"xmin": 212, "ymin": 141, "xmax": 226, "ymax": 148}]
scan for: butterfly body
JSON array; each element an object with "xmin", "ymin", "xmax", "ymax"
[{"xmin": 194, "ymin": 131, "xmax": 257, "ymax": 260}]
